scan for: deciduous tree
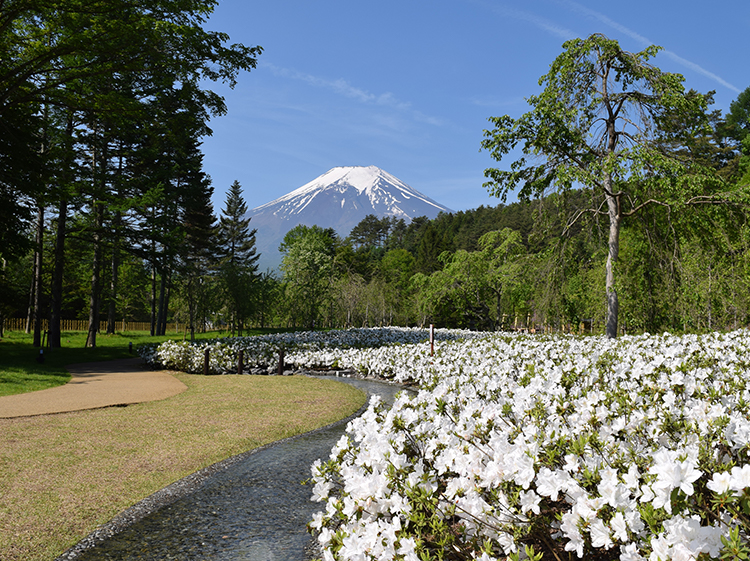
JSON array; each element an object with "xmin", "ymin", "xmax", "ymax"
[
  {"xmin": 279, "ymin": 225, "xmax": 337, "ymax": 329},
  {"xmin": 482, "ymin": 33, "xmax": 723, "ymax": 338}
]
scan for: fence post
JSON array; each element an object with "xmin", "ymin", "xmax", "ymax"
[
  {"xmin": 238, "ymin": 350, "xmax": 244, "ymax": 375},
  {"xmin": 204, "ymin": 348, "xmax": 210, "ymax": 376},
  {"xmin": 429, "ymin": 324, "xmax": 434, "ymax": 356},
  {"xmin": 277, "ymin": 348, "xmax": 285, "ymax": 376}
]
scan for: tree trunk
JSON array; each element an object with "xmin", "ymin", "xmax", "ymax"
[
  {"xmin": 605, "ymin": 191, "xmax": 620, "ymax": 339},
  {"xmin": 106, "ymin": 211, "xmax": 121, "ymax": 335},
  {"xmin": 50, "ymin": 116, "xmax": 74, "ymax": 348},
  {"xmin": 86, "ymin": 203, "xmax": 103, "ymax": 347},
  {"xmin": 106, "ymin": 251, "xmax": 119, "ymax": 334},
  {"xmin": 25, "ymin": 253, "xmax": 36, "ymax": 334},
  {"xmin": 163, "ymin": 278, "xmax": 171, "ymax": 335},
  {"xmin": 187, "ymin": 276, "xmax": 196, "ymax": 342},
  {"xmin": 49, "ymin": 197, "xmax": 67, "ymax": 348},
  {"xmin": 0, "ymin": 259, "xmax": 5, "ymax": 337},
  {"xmin": 150, "ymin": 244, "xmax": 157, "ymax": 336},
  {"xmin": 156, "ymin": 264, "xmax": 167, "ymax": 336},
  {"xmin": 32, "ymin": 205, "xmax": 44, "ymax": 347}
]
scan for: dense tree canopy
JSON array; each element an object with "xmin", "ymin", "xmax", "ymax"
[{"xmin": 0, "ymin": 0, "xmax": 262, "ymax": 344}]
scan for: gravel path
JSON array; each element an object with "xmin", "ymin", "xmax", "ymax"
[
  {"xmin": 56, "ymin": 376, "xmax": 407, "ymax": 561},
  {"xmin": 0, "ymin": 358, "xmax": 186, "ymax": 418}
]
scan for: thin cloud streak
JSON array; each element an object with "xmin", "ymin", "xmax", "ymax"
[
  {"xmin": 661, "ymin": 50, "xmax": 741, "ymax": 93},
  {"xmin": 261, "ymin": 62, "xmax": 445, "ymax": 125},
  {"xmin": 557, "ymin": 0, "xmax": 741, "ymax": 93},
  {"xmin": 469, "ymin": 0, "xmax": 575, "ymax": 40}
]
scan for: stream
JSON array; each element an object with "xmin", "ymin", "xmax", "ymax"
[{"xmin": 59, "ymin": 376, "xmax": 407, "ymax": 561}]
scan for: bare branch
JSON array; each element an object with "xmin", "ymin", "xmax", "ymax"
[
  {"xmin": 622, "ymin": 198, "xmax": 670, "ymax": 217},
  {"xmin": 563, "ymin": 199, "xmax": 608, "ymax": 235}
]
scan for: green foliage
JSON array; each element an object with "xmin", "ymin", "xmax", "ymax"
[
  {"xmin": 0, "ymin": 0, "xmax": 262, "ymax": 343},
  {"xmin": 4, "ymin": 6, "xmax": 750, "ymax": 340},
  {"xmin": 726, "ymin": 86, "xmax": 750, "ymax": 143},
  {"xmin": 481, "ymin": 33, "xmax": 729, "ymax": 338},
  {"xmin": 280, "ymin": 225, "xmax": 338, "ymax": 328}
]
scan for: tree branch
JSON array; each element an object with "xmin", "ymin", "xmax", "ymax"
[
  {"xmin": 563, "ymin": 200, "xmax": 608, "ymax": 235},
  {"xmin": 621, "ymin": 198, "xmax": 670, "ymax": 217}
]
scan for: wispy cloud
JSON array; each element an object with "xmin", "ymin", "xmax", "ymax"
[
  {"xmin": 262, "ymin": 62, "xmax": 444, "ymax": 125},
  {"xmin": 659, "ymin": 51, "xmax": 741, "ymax": 93},
  {"xmin": 556, "ymin": 0, "xmax": 741, "ymax": 93},
  {"xmin": 468, "ymin": 0, "xmax": 576, "ymax": 40}
]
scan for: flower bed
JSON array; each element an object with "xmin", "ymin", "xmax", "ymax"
[
  {"xmin": 139, "ymin": 327, "xmax": 479, "ymax": 375},
  {"xmin": 308, "ymin": 330, "xmax": 750, "ymax": 561}
]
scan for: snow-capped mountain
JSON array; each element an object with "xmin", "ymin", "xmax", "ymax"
[{"xmin": 248, "ymin": 165, "xmax": 452, "ymax": 271}]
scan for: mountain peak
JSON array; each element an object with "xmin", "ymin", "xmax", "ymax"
[{"xmin": 249, "ymin": 166, "xmax": 452, "ymax": 270}]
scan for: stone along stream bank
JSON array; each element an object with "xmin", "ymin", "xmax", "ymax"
[{"xmin": 57, "ymin": 376, "xmax": 408, "ymax": 561}]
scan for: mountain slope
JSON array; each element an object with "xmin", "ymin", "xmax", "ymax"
[{"xmin": 248, "ymin": 165, "xmax": 452, "ymax": 271}]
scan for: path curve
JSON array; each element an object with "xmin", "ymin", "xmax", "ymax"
[{"xmin": 0, "ymin": 358, "xmax": 187, "ymax": 418}]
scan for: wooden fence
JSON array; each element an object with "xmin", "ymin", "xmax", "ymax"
[{"xmin": 2, "ymin": 318, "xmax": 183, "ymax": 333}]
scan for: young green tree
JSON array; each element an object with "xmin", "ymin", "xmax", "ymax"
[
  {"xmin": 481, "ymin": 33, "xmax": 723, "ymax": 338},
  {"xmin": 279, "ymin": 225, "xmax": 337, "ymax": 329}
]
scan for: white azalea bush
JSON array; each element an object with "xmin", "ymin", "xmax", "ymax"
[
  {"xmin": 308, "ymin": 330, "xmax": 750, "ymax": 561},
  {"xmin": 139, "ymin": 327, "xmax": 477, "ymax": 375}
]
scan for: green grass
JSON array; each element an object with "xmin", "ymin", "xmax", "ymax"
[
  {"xmin": 0, "ymin": 328, "xmax": 286, "ymax": 397},
  {"xmin": 0, "ymin": 327, "xmax": 367, "ymax": 561},
  {"xmin": 0, "ymin": 372, "xmax": 366, "ymax": 561}
]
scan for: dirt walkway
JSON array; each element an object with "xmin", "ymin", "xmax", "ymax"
[{"xmin": 0, "ymin": 358, "xmax": 187, "ymax": 418}]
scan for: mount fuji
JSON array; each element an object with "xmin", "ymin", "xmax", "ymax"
[{"xmin": 247, "ymin": 165, "xmax": 452, "ymax": 271}]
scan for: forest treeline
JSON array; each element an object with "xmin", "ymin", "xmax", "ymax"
[
  {"xmin": 2, "ymin": 19, "xmax": 750, "ymax": 342},
  {"xmin": 0, "ymin": 0, "xmax": 262, "ymax": 345}
]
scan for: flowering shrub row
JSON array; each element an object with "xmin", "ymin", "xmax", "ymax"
[
  {"xmin": 309, "ymin": 330, "xmax": 750, "ymax": 561},
  {"xmin": 139, "ymin": 327, "xmax": 478, "ymax": 375}
]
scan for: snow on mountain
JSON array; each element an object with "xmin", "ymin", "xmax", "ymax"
[{"xmin": 248, "ymin": 165, "xmax": 452, "ymax": 272}]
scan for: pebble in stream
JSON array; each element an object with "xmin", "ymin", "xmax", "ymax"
[{"xmin": 60, "ymin": 377, "xmax": 408, "ymax": 561}]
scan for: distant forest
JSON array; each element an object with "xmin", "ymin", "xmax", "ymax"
[{"xmin": 7, "ymin": 176, "xmax": 750, "ymax": 337}]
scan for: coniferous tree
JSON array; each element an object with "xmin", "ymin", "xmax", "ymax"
[
  {"xmin": 181, "ymin": 163, "xmax": 217, "ymax": 341},
  {"xmin": 217, "ymin": 180, "xmax": 259, "ymax": 334}
]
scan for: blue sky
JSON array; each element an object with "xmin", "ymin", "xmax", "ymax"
[{"xmin": 200, "ymin": 0, "xmax": 748, "ymax": 216}]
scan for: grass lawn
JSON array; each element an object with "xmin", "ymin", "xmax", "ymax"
[
  {"xmin": 0, "ymin": 372, "xmax": 365, "ymax": 561},
  {"xmin": 0, "ymin": 329, "xmax": 366, "ymax": 561}
]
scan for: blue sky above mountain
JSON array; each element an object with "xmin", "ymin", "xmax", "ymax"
[{"xmin": 201, "ymin": 0, "xmax": 748, "ymax": 216}]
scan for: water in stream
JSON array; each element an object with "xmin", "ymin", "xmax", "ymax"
[{"xmin": 62, "ymin": 377, "xmax": 407, "ymax": 561}]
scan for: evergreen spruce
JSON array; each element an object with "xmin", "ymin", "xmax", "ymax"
[{"xmin": 218, "ymin": 180, "xmax": 259, "ymax": 334}]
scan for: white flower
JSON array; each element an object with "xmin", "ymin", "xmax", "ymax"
[
  {"xmin": 398, "ymin": 537, "xmax": 419, "ymax": 561},
  {"xmin": 598, "ymin": 467, "xmax": 631, "ymax": 509},
  {"xmin": 730, "ymin": 464, "xmax": 750, "ymax": 493},
  {"xmin": 706, "ymin": 471, "xmax": 731, "ymax": 494},
  {"xmin": 536, "ymin": 467, "xmax": 565, "ymax": 501},
  {"xmin": 611, "ymin": 511, "xmax": 629, "ymax": 542},
  {"xmin": 312, "ymin": 480, "xmax": 333, "ymax": 502},
  {"xmin": 299, "ymin": 329, "xmax": 750, "ymax": 561},
  {"xmin": 620, "ymin": 542, "xmax": 645, "ymax": 561},
  {"xmin": 589, "ymin": 517, "xmax": 613, "ymax": 549},
  {"xmin": 520, "ymin": 490, "xmax": 542, "ymax": 515},
  {"xmin": 310, "ymin": 510, "xmax": 325, "ymax": 530}
]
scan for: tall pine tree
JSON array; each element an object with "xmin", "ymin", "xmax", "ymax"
[{"xmin": 218, "ymin": 180, "xmax": 259, "ymax": 334}]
